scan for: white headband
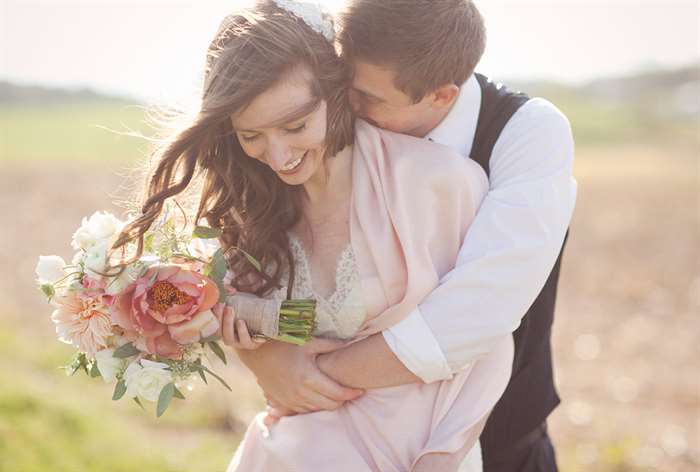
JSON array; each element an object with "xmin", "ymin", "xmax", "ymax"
[{"xmin": 272, "ymin": 0, "xmax": 335, "ymax": 42}]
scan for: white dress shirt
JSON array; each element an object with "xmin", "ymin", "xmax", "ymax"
[{"xmin": 382, "ymin": 75, "xmax": 577, "ymax": 383}]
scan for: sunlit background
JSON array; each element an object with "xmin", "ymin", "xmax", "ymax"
[{"xmin": 1, "ymin": 1, "xmax": 699, "ymax": 471}]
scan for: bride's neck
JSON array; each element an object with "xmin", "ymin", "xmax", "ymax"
[{"xmin": 302, "ymin": 145, "xmax": 353, "ymax": 206}]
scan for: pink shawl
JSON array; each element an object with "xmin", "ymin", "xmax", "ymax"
[
  {"xmin": 350, "ymin": 119, "xmax": 489, "ymax": 336},
  {"xmin": 229, "ymin": 120, "xmax": 514, "ymax": 472}
]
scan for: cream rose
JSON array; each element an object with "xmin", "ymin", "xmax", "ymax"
[
  {"xmin": 123, "ymin": 360, "xmax": 173, "ymax": 402},
  {"xmin": 35, "ymin": 255, "xmax": 67, "ymax": 284},
  {"xmin": 94, "ymin": 348, "xmax": 125, "ymax": 383},
  {"xmin": 71, "ymin": 211, "xmax": 124, "ymax": 250}
]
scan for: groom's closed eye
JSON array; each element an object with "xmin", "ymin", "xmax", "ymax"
[{"xmin": 352, "ymin": 88, "xmax": 384, "ymax": 105}]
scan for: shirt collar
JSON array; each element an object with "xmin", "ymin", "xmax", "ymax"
[{"xmin": 426, "ymin": 74, "xmax": 481, "ymax": 157}]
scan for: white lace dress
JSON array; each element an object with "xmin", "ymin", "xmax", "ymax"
[{"xmin": 248, "ymin": 234, "xmax": 483, "ymax": 472}]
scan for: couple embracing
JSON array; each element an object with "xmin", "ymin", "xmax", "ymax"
[{"xmin": 124, "ymin": 1, "xmax": 576, "ymax": 470}]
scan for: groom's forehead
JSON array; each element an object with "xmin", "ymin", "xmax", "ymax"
[{"xmin": 351, "ymin": 59, "xmax": 411, "ymax": 101}]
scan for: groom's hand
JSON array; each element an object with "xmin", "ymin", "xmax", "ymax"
[{"xmin": 235, "ymin": 338, "xmax": 365, "ymax": 415}]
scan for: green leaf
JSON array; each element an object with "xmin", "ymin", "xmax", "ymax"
[
  {"xmin": 192, "ymin": 359, "xmax": 207, "ymax": 384},
  {"xmin": 215, "ymin": 279, "xmax": 228, "ymax": 303},
  {"xmin": 89, "ymin": 362, "xmax": 101, "ymax": 378},
  {"xmin": 40, "ymin": 283, "xmax": 55, "ymax": 299},
  {"xmin": 192, "ymin": 226, "xmax": 222, "ymax": 239},
  {"xmin": 133, "ymin": 397, "xmax": 144, "ymax": 410},
  {"xmin": 240, "ymin": 249, "xmax": 262, "ymax": 273},
  {"xmin": 144, "ymin": 232, "xmax": 155, "ymax": 252},
  {"xmin": 113, "ymin": 343, "xmax": 140, "ymax": 359},
  {"xmin": 200, "ymin": 334, "xmax": 222, "ymax": 344},
  {"xmin": 198, "ymin": 365, "xmax": 232, "ymax": 392},
  {"xmin": 66, "ymin": 352, "xmax": 89, "ymax": 376},
  {"xmin": 112, "ymin": 380, "xmax": 127, "ymax": 400},
  {"xmin": 208, "ymin": 249, "xmax": 228, "ymax": 280},
  {"xmin": 156, "ymin": 383, "xmax": 175, "ymax": 417},
  {"xmin": 173, "ymin": 386, "xmax": 186, "ymax": 400},
  {"xmin": 208, "ymin": 341, "xmax": 227, "ymax": 365}
]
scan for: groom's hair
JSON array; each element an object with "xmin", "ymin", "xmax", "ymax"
[{"xmin": 339, "ymin": 0, "xmax": 486, "ymax": 102}]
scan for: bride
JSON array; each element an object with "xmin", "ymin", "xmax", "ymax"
[{"xmin": 118, "ymin": 2, "xmax": 513, "ymax": 470}]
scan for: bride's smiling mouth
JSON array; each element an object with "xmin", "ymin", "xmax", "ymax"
[{"xmin": 278, "ymin": 150, "xmax": 309, "ymax": 175}]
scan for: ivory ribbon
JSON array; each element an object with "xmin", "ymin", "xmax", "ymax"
[{"xmin": 225, "ymin": 292, "xmax": 280, "ymax": 338}]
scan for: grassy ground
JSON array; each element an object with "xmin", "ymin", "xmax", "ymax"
[{"xmin": 1, "ymin": 99, "xmax": 698, "ymax": 471}]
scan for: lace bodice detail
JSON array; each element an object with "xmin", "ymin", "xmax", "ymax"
[{"xmin": 274, "ymin": 235, "xmax": 366, "ymax": 340}]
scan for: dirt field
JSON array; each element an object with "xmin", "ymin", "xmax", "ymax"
[{"xmin": 1, "ymin": 140, "xmax": 698, "ymax": 471}]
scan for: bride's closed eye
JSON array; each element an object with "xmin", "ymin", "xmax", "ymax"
[{"xmin": 285, "ymin": 123, "xmax": 306, "ymax": 134}]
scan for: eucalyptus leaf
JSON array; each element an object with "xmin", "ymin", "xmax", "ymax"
[
  {"xmin": 215, "ymin": 279, "xmax": 228, "ymax": 303},
  {"xmin": 199, "ymin": 365, "xmax": 232, "ymax": 391},
  {"xmin": 192, "ymin": 360, "xmax": 208, "ymax": 384},
  {"xmin": 173, "ymin": 386, "xmax": 186, "ymax": 400},
  {"xmin": 209, "ymin": 249, "xmax": 227, "ymax": 280},
  {"xmin": 192, "ymin": 226, "xmax": 222, "ymax": 239},
  {"xmin": 89, "ymin": 362, "xmax": 101, "ymax": 378},
  {"xmin": 113, "ymin": 343, "xmax": 140, "ymax": 359},
  {"xmin": 200, "ymin": 334, "xmax": 222, "ymax": 344},
  {"xmin": 112, "ymin": 380, "xmax": 127, "ymax": 400},
  {"xmin": 156, "ymin": 383, "xmax": 175, "ymax": 417},
  {"xmin": 133, "ymin": 397, "xmax": 144, "ymax": 410},
  {"xmin": 40, "ymin": 283, "xmax": 55, "ymax": 299},
  {"xmin": 241, "ymin": 250, "xmax": 262, "ymax": 273},
  {"xmin": 208, "ymin": 341, "xmax": 227, "ymax": 365},
  {"xmin": 144, "ymin": 232, "xmax": 155, "ymax": 252}
]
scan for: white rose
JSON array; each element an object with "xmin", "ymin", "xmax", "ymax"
[
  {"xmin": 88, "ymin": 211, "xmax": 124, "ymax": 240},
  {"xmin": 104, "ymin": 263, "xmax": 142, "ymax": 295},
  {"xmin": 84, "ymin": 240, "xmax": 109, "ymax": 278},
  {"xmin": 94, "ymin": 348, "xmax": 125, "ymax": 383},
  {"xmin": 35, "ymin": 255, "xmax": 67, "ymax": 284},
  {"xmin": 123, "ymin": 360, "xmax": 173, "ymax": 402},
  {"xmin": 71, "ymin": 217, "xmax": 96, "ymax": 250},
  {"xmin": 71, "ymin": 212, "xmax": 124, "ymax": 250}
]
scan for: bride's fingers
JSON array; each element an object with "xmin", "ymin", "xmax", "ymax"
[
  {"xmin": 212, "ymin": 302, "xmax": 224, "ymax": 319},
  {"xmin": 236, "ymin": 320, "xmax": 266, "ymax": 350},
  {"xmin": 221, "ymin": 309, "xmax": 237, "ymax": 347}
]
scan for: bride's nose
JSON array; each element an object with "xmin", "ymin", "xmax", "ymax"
[{"xmin": 265, "ymin": 137, "xmax": 293, "ymax": 172}]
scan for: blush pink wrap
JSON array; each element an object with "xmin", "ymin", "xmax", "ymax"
[{"xmin": 229, "ymin": 120, "xmax": 514, "ymax": 471}]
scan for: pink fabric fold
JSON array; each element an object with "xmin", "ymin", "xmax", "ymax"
[{"xmin": 229, "ymin": 120, "xmax": 514, "ymax": 472}]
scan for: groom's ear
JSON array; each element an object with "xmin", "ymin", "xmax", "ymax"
[{"xmin": 429, "ymin": 84, "xmax": 460, "ymax": 110}]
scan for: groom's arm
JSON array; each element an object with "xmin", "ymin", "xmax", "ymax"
[{"xmin": 318, "ymin": 98, "xmax": 576, "ymax": 385}]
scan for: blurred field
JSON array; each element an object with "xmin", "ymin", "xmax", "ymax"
[{"xmin": 1, "ymin": 72, "xmax": 698, "ymax": 471}]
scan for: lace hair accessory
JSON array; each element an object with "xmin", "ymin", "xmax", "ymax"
[{"xmin": 272, "ymin": 0, "xmax": 335, "ymax": 42}]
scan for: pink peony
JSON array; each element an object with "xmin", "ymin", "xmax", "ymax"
[
  {"xmin": 110, "ymin": 265, "xmax": 220, "ymax": 359},
  {"xmin": 51, "ymin": 291, "xmax": 113, "ymax": 357}
]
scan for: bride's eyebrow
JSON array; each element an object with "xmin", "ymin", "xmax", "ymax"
[{"xmin": 237, "ymin": 99, "xmax": 321, "ymax": 132}]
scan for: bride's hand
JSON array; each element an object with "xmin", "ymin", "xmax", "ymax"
[
  {"xmin": 212, "ymin": 303, "xmax": 267, "ymax": 350},
  {"xmin": 235, "ymin": 338, "xmax": 365, "ymax": 414}
]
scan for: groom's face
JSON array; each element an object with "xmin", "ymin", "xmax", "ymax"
[{"xmin": 349, "ymin": 60, "xmax": 436, "ymax": 138}]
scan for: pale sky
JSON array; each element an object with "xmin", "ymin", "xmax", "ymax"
[{"xmin": 1, "ymin": 0, "xmax": 699, "ymax": 104}]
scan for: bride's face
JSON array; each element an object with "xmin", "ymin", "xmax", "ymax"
[{"xmin": 231, "ymin": 67, "xmax": 328, "ymax": 187}]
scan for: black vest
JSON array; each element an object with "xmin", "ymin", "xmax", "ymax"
[{"xmin": 470, "ymin": 74, "xmax": 567, "ymax": 460}]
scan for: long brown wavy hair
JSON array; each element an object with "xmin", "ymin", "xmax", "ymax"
[{"xmin": 110, "ymin": 1, "xmax": 354, "ymax": 296}]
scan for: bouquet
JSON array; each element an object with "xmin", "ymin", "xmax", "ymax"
[{"xmin": 36, "ymin": 209, "xmax": 316, "ymax": 416}]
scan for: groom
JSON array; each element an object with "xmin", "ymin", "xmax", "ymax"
[{"xmin": 236, "ymin": 1, "xmax": 576, "ymax": 470}]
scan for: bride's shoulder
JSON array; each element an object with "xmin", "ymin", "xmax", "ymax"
[{"xmin": 354, "ymin": 119, "xmax": 487, "ymax": 189}]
